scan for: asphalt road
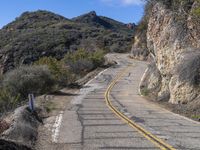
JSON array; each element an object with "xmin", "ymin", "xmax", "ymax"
[{"xmin": 56, "ymin": 53, "xmax": 200, "ymax": 150}]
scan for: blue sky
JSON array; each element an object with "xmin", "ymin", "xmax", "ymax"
[{"xmin": 0, "ymin": 0, "xmax": 145, "ymax": 28}]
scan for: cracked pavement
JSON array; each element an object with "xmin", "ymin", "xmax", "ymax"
[{"xmin": 56, "ymin": 53, "xmax": 200, "ymax": 150}]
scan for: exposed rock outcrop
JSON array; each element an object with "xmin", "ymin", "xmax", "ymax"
[
  {"xmin": 126, "ymin": 23, "xmax": 136, "ymax": 29},
  {"xmin": 130, "ymin": 2, "xmax": 152, "ymax": 61},
  {"xmin": 130, "ymin": 30, "xmax": 149, "ymax": 61},
  {"xmin": 140, "ymin": 0, "xmax": 200, "ymax": 104},
  {"xmin": 1, "ymin": 106, "xmax": 42, "ymax": 148},
  {"xmin": 140, "ymin": 61, "xmax": 161, "ymax": 98}
]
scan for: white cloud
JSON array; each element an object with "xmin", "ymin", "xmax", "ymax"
[
  {"xmin": 100, "ymin": 0, "xmax": 144, "ymax": 6},
  {"xmin": 121, "ymin": 0, "xmax": 144, "ymax": 5}
]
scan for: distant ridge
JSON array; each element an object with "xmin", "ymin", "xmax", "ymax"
[
  {"xmin": 72, "ymin": 11, "xmax": 130, "ymax": 31},
  {"xmin": 0, "ymin": 10, "xmax": 134, "ymax": 74}
]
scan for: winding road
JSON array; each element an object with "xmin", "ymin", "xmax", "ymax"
[{"xmin": 55, "ymin": 54, "xmax": 200, "ymax": 150}]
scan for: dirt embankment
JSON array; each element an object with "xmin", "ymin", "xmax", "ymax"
[{"xmin": 0, "ymin": 106, "xmax": 43, "ymax": 150}]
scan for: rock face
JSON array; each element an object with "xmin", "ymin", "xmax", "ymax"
[
  {"xmin": 127, "ymin": 23, "xmax": 136, "ymax": 29},
  {"xmin": 130, "ymin": 30, "xmax": 149, "ymax": 61},
  {"xmin": 140, "ymin": 1, "xmax": 200, "ymax": 104},
  {"xmin": 130, "ymin": 3, "xmax": 150, "ymax": 61}
]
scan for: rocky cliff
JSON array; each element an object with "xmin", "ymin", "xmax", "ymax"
[
  {"xmin": 130, "ymin": 2, "xmax": 152, "ymax": 61},
  {"xmin": 139, "ymin": 0, "xmax": 200, "ymax": 105},
  {"xmin": 130, "ymin": 26, "xmax": 148, "ymax": 60}
]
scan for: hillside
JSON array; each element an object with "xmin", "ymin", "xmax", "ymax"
[{"xmin": 0, "ymin": 10, "xmax": 134, "ymax": 74}]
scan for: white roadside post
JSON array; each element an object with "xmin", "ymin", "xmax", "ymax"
[{"xmin": 28, "ymin": 94, "xmax": 35, "ymax": 112}]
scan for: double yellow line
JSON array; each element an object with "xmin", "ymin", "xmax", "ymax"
[{"xmin": 104, "ymin": 65, "xmax": 176, "ymax": 150}]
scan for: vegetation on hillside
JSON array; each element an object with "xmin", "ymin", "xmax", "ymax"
[
  {"xmin": 0, "ymin": 48, "xmax": 105, "ymax": 115},
  {"xmin": 63, "ymin": 49, "xmax": 105, "ymax": 74},
  {"xmin": 0, "ymin": 66, "xmax": 55, "ymax": 113},
  {"xmin": 34, "ymin": 57, "xmax": 72, "ymax": 86},
  {"xmin": 0, "ymin": 10, "xmax": 133, "ymax": 73},
  {"xmin": 0, "ymin": 10, "xmax": 134, "ymax": 114}
]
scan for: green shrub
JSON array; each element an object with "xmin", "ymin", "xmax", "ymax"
[
  {"xmin": 34, "ymin": 57, "xmax": 62, "ymax": 79},
  {"xmin": 193, "ymin": 7, "xmax": 200, "ymax": 16},
  {"xmin": 89, "ymin": 50, "xmax": 105, "ymax": 67},
  {"xmin": 2, "ymin": 65, "xmax": 55, "ymax": 100},
  {"xmin": 63, "ymin": 49, "xmax": 105, "ymax": 74},
  {"xmin": 64, "ymin": 49, "xmax": 89, "ymax": 63},
  {"xmin": 140, "ymin": 87, "xmax": 149, "ymax": 96},
  {"xmin": 191, "ymin": 115, "xmax": 200, "ymax": 119},
  {"xmin": 34, "ymin": 57, "xmax": 74, "ymax": 86},
  {"xmin": 0, "ymin": 88, "xmax": 20, "ymax": 112},
  {"xmin": 109, "ymin": 43, "xmax": 121, "ymax": 52},
  {"xmin": 64, "ymin": 49, "xmax": 93, "ymax": 74},
  {"xmin": 192, "ymin": 0, "xmax": 200, "ymax": 16},
  {"xmin": 67, "ymin": 59, "xmax": 94, "ymax": 74}
]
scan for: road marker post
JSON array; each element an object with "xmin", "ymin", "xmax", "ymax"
[{"xmin": 28, "ymin": 94, "xmax": 35, "ymax": 112}]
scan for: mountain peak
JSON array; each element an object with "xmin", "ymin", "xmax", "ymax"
[
  {"xmin": 3, "ymin": 10, "xmax": 67, "ymax": 29},
  {"xmin": 72, "ymin": 11, "xmax": 98, "ymax": 22},
  {"xmin": 0, "ymin": 10, "xmax": 133, "ymax": 73},
  {"xmin": 87, "ymin": 11, "xmax": 97, "ymax": 16},
  {"xmin": 18, "ymin": 10, "xmax": 66, "ymax": 22}
]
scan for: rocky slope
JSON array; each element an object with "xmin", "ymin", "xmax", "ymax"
[
  {"xmin": 130, "ymin": 2, "xmax": 152, "ymax": 61},
  {"xmin": 0, "ymin": 10, "xmax": 134, "ymax": 74},
  {"xmin": 130, "ymin": 25, "xmax": 148, "ymax": 60},
  {"xmin": 139, "ymin": 0, "xmax": 200, "ymax": 105}
]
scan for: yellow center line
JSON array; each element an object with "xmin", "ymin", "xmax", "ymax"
[{"xmin": 104, "ymin": 65, "xmax": 176, "ymax": 150}]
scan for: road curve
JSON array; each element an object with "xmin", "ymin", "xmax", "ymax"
[
  {"xmin": 105, "ymin": 65, "xmax": 175, "ymax": 150},
  {"xmin": 57, "ymin": 53, "xmax": 200, "ymax": 150}
]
